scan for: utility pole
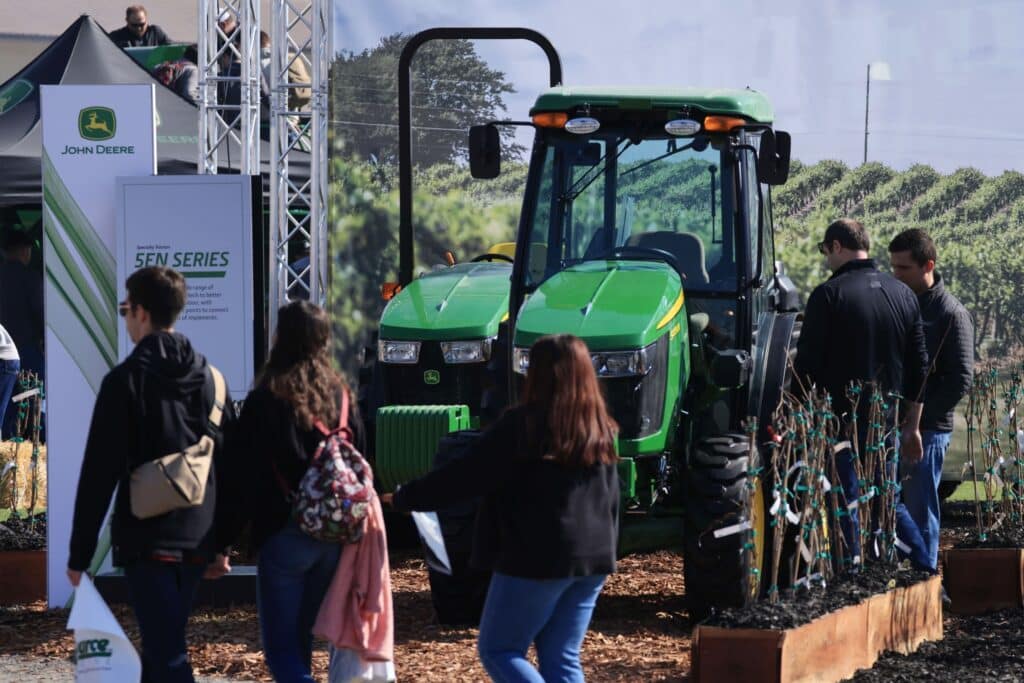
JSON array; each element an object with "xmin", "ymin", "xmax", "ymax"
[{"xmin": 863, "ymin": 63, "xmax": 871, "ymax": 165}]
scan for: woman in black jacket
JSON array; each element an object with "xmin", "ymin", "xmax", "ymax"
[
  {"xmin": 216, "ymin": 301, "xmax": 364, "ymax": 683},
  {"xmin": 384, "ymin": 334, "xmax": 619, "ymax": 683}
]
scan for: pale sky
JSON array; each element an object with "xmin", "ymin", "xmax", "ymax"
[{"xmin": 334, "ymin": 0, "xmax": 1024, "ymax": 174}]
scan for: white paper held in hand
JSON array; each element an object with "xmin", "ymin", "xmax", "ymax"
[
  {"xmin": 412, "ymin": 511, "xmax": 452, "ymax": 576},
  {"xmin": 66, "ymin": 574, "xmax": 142, "ymax": 682}
]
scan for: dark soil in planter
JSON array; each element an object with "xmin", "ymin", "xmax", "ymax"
[
  {"xmin": 0, "ymin": 512, "xmax": 46, "ymax": 551},
  {"xmin": 703, "ymin": 563, "xmax": 932, "ymax": 631},
  {"xmin": 942, "ymin": 501, "xmax": 1024, "ymax": 548},
  {"xmin": 848, "ymin": 608, "xmax": 1024, "ymax": 682}
]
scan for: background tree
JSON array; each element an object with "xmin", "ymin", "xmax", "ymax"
[{"xmin": 330, "ymin": 34, "xmax": 524, "ymax": 166}]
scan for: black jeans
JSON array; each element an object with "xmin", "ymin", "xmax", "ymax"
[{"xmin": 124, "ymin": 560, "xmax": 204, "ymax": 683}]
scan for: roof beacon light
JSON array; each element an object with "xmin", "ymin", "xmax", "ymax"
[
  {"xmin": 532, "ymin": 112, "xmax": 568, "ymax": 128},
  {"xmin": 665, "ymin": 119, "xmax": 701, "ymax": 136},
  {"xmin": 703, "ymin": 115, "xmax": 746, "ymax": 132},
  {"xmin": 564, "ymin": 117, "xmax": 601, "ymax": 135}
]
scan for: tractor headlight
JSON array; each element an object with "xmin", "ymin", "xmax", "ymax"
[
  {"xmin": 591, "ymin": 341, "xmax": 657, "ymax": 378},
  {"xmin": 440, "ymin": 339, "xmax": 492, "ymax": 364},
  {"xmin": 512, "ymin": 346, "xmax": 531, "ymax": 375},
  {"xmin": 378, "ymin": 340, "xmax": 420, "ymax": 364}
]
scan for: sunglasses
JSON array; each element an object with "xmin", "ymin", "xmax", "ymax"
[
  {"xmin": 129, "ymin": 22, "xmax": 146, "ymax": 28},
  {"xmin": 118, "ymin": 301, "xmax": 134, "ymax": 317},
  {"xmin": 817, "ymin": 240, "xmax": 831, "ymax": 255}
]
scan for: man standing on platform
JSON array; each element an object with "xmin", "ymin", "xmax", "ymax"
[
  {"xmin": 889, "ymin": 228, "xmax": 974, "ymax": 572},
  {"xmin": 108, "ymin": 5, "xmax": 171, "ymax": 48}
]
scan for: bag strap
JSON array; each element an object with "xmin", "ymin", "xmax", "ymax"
[
  {"xmin": 313, "ymin": 386, "xmax": 352, "ymax": 439},
  {"xmin": 207, "ymin": 365, "xmax": 226, "ymax": 428}
]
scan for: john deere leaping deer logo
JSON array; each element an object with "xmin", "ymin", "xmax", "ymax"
[{"xmin": 78, "ymin": 107, "xmax": 116, "ymax": 141}]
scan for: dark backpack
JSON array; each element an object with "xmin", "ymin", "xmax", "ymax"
[{"xmin": 278, "ymin": 390, "xmax": 373, "ymax": 543}]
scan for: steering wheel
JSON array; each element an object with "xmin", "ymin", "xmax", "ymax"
[
  {"xmin": 599, "ymin": 246, "xmax": 686, "ymax": 280},
  {"xmin": 471, "ymin": 253, "xmax": 514, "ymax": 264}
]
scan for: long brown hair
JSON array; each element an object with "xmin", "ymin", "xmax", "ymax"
[
  {"xmin": 521, "ymin": 334, "xmax": 618, "ymax": 467},
  {"xmin": 257, "ymin": 301, "xmax": 346, "ymax": 430}
]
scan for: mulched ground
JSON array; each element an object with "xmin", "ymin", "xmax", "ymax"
[
  {"xmin": 0, "ymin": 549, "xmax": 691, "ymax": 682},
  {"xmin": 2, "ymin": 500, "xmax": 1021, "ymax": 681}
]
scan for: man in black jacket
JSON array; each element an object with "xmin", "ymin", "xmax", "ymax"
[
  {"xmin": 67, "ymin": 266, "xmax": 233, "ymax": 682},
  {"xmin": 889, "ymin": 229, "xmax": 974, "ymax": 571},
  {"xmin": 108, "ymin": 5, "xmax": 171, "ymax": 48},
  {"xmin": 795, "ymin": 218, "xmax": 930, "ymax": 569}
]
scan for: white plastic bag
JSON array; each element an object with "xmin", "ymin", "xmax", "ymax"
[
  {"xmin": 66, "ymin": 575, "xmax": 141, "ymax": 682},
  {"xmin": 328, "ymin": 646, "xmax": 396, "ymax": 682}
]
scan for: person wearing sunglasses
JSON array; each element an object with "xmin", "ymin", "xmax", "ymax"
[
  {"xmin": 68, "ymin": 266, "xmax": 235, "ymax": 682},
  {"xmin": 795, "ymin": 218, "xmax": 931, "ymax": 572},
  {"xmin": 108, "ymin": 5, "xmax": 171, "ymax": 49}
]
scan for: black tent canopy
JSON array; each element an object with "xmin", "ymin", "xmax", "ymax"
[{"xmin": 0, "ymin": 14, "xmax": 308, "ymax": 209}]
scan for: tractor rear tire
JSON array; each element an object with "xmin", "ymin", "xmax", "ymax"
[{"xmin": 684, "ymin": 433, "xmax": 759, "ymax": 621}]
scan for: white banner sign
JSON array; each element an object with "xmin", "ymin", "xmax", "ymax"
[
  {"xmin": 42, "ymin": 84, "xmax": 156, "ymax": 606},
  {"xmin": 115, "ymin": 175, "xmax": 256, "ymax": 398}
]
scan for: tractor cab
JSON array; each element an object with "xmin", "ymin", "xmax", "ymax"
[{"xmin": 474, "ymin": 87, "xmax": 796, "ymax": 450}]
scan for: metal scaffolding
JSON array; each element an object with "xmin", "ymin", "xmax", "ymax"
[
  {"xmin": 268, "ymin": 0, "xmax": 330, "ymax": 321},
  {"xmin": 198, "ymin": 0, "xmax": 261, "ymax": 175},
  {"xmin": 199, "ymin": 0, "xmax": 329, "ymax": 335}
]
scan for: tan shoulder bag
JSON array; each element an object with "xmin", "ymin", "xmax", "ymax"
[{"xmin": 129, "ymin": 365, "xmax": 226, "ymax": 519}]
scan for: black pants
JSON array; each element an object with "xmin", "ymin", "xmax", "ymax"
[{"xmin": 124, "ymin": 560, "xmax": 204, "ymax": 683}]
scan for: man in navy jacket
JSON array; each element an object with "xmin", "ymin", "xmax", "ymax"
[{"xmin": 889, "ymin": 228, "xmax": 974, "ymax": 571}]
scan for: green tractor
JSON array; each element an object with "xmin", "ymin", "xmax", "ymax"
[
  {"xmin": 371, "ymin": 29, "xmax": 801, "ymax": 618},
  {"xmin": 361, "ymin": 30, "xmax": 564, "ymax": 488}
]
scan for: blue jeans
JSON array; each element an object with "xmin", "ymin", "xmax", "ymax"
[
  {"xmin": 478, "ymin": 572, "xmax": 606, "ymax": 683},
  {"xmin": 124, "ymin": 560, "xmax": 205, "ymax": 683},
  {"xmin": 834, "ymin": 435, "xmax": 930, "ymax": 571},
  {"xmin": 901, "ymin": 430, "xmax": 950, "ymax": 572},
  {"xmin": 257, "ymin": 521, "xmax": 342, "ymax": 683},
  {"xmin": 0, "ymin": 358, "xmax": 19, "ymax": 440}
]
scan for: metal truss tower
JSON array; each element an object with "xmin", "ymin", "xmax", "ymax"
[
  {"xmin": 199, "ymin": 0, "xmax": 330, "ymax": 336},
  {"xmin": 268, "ymin": 0, "xmax": 331, "ymax": 321},
  {"xmin": 198, "ymin": 0, "xmax": 261, "ymax": 175}
]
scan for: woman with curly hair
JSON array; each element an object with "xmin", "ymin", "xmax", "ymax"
[
  {"xmin": 217, "ymin": 301, "xmax": 365, "ymax": 682},
  {"xmin": 384, "ymin": 334, "xmax": 619, "ymax": 682}
]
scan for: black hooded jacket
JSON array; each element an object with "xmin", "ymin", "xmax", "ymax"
[{"xmin": 68, "ymin": 331, "xmax": 234, "ymax": 570}]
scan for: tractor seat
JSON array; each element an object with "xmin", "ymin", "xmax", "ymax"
[
  {"xmin": 627, "ymin": 231, "xmax": 710, "ymax": 286},
  {"xmin": 487, "ymin": 242, "xmax": 517, "ymax": 260}
]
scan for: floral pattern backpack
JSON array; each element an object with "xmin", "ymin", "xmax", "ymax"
[{"xmin": 278, "ymin": 389, "xmax": 373, "ymax": 543}]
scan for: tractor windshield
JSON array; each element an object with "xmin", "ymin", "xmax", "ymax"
[{"xmin": 520, "ymin": 130, "xmax": 740, "ymax": 292}]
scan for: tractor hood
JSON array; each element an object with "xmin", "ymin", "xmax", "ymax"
[
  {"xmin": 380, "ymin": 262, "xmax": 511, "ymax": 341},
  {"xmin": 515, "ymin": 260, "xmax": 684, "ymax": 350}
]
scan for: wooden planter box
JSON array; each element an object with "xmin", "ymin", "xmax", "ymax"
[
  {"xmin": 0, "ymin": 550, "xmax": 46, "ymax": 605},
  {"xmin": 943, "ymin": 547, "xmax": 1024, "ymax": 615},
  {"xmin": 691, "ymin": 575, "xmax": 942, "ymax": 683}
]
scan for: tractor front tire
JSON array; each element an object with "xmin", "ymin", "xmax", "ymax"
[{"xmin": 684, "ymin": 433, "xmax": 760, "ymax": 621}]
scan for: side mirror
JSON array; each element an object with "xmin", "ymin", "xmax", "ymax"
[
  {"xmin": 757, "ymin": 130, "xmax": 791, "ymax": 185},
  {"xmin": 469, "ymin": 124, "xmax": 501, "ymax": 179}
]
